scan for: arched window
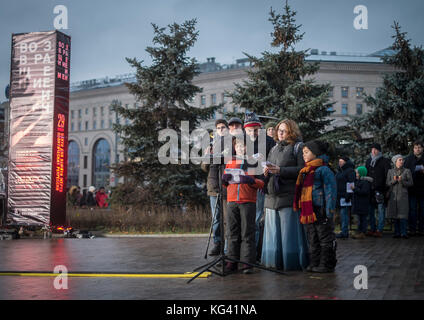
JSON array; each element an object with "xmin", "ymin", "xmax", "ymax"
[
  {"xmin": 92, "ymin": 138, "xmax": 111, "ymax": 188},
  {"xmin": 67, "ymin": 140, "xmax": 80, "ymax": 188}
]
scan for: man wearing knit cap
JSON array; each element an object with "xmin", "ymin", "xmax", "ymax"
[
  {"xmin": 365, "ymin": 142, "xmax": 391, "ymax": 237},
  {"xmin": 228, "ymin": 117, "xmax": 243, "ymax": 136},
  {"xmin": 243, "ymin": 112, "xmax": 275, "ymax": 261}
]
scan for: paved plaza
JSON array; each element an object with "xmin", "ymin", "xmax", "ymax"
[{"xmin": 0, "ymin": 234, "xmax": 423, "ymax": 300}]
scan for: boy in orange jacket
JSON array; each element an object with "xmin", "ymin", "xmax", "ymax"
[{"xmin": 222, "ymin": 135, "xmax": 264, "ymax": 274}]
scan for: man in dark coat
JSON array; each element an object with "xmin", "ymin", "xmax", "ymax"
[
  {"xmin": 404, "ymin": 140, "xmax": 424, "ymax": 236},
  {"xmin": 201, "ymin": 119, "xmax": 229, "ymax": 255},
  {"xmin": 243, "ymin": 112, "xmax": 275, "ymax": 261},
  {"xmin": 335, "ymin": 156, "xmax": 356, "ymax": 238},
  {"xmin": 365, "ymin": 143, "xmax": 391, "ymax": 237}
]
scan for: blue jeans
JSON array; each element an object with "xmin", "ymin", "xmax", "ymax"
[
  {"xmin": 409, "ymin": 194, "xmax": 424, "ymax": 233},
  {"xmin": 394, "ymin": 219, "xmax": 408, "ymax": 237},
  {"xmin": 339, "ymin": 207, "xmax": 349, "ymax": 236},
  {"xmin": 368, "ymin": 202, "xmax": 386, "ymax": 232},
  {"xmin": 255, "ymin": 190, "xmax": 265, "ymax": 247},
  {"xmin": 209, "ymin": 196, "xmax": 222, "ymax": 244}
]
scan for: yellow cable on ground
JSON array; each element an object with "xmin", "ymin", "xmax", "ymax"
[{"xmin": 0, "ymin": 272, "xmax": 211, "ymax": 279}]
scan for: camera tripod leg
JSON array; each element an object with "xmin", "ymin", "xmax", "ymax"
[{"xmin": 204, "ymin": 194, "xmax": 220, "ymax": 259}]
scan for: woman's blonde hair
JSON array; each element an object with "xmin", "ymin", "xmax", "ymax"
[{"xmin": 273, "ymin": 119, "xmax": 302, "ymax": 144}]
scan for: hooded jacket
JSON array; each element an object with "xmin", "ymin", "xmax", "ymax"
[
  {"xmin": 310, "ymin": 154, "xmax": 337, "ymax": 219},
  {"xmin": 352, "ymin": 176, "xmax": 373, "ymax": 215}
]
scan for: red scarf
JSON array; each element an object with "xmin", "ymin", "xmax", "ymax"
[{"xmin": 293, "ymin": 158, "xmax": 323, "ymax": 224}]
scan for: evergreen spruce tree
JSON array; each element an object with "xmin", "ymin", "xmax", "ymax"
[
  {"xmin": 112, "ymin": 19, "xmax": 217, "ymax": 206},
  {"xmin": 351, "ymin": 22, "xmax": 424, "ymax": 156},
  {"xmin": 229, "ymin": 0, "xmax": 334, "ymax": 141}
]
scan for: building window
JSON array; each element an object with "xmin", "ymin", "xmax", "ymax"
[
  {"xmin": 85, "ymin": 121, "xmax": 89, "ymax": 131},
  {"xmin": 109, "ymin": 106, "xmax": 113, "ymax": 115},
  {"xmin": 125, "ymin": 104, "xmax": 129, "ymax": 109},
  {"xmin": 78, "ymin": 122, "xmax": 82, "ymax": 131},
  {"xmin": 78, "ymin": 109, "xmax": 82, "ymax": 118},
  {"xmin": 222, "ymin": 107, "xmax": 227, "ymax": 114},
  {"xmin": 356, "ymin": 87, "xmax": 364, "ymax": 98},
  {"xmin": 222, "ymin": 93, "xmax": 228, "ymax": 104},
  {"xmin": 71, "ymin": 123, "xmax": 74, "ymax": 131},
  {"xmin": 71, "ymin": 110, "xmax": 74, "ymax": 119},
  {"xmin": 328, "ymin": 87, "xmax": 334, "ymax": 97},
  {"xmin": 341, "ymin": 87, "xmax": 349, "ymax": 98},
  {"xmin": 92, "ymin": 138, "xmax": 111, "ymax": 188},
  {"xmin": 342, "ymin": 104, "xmax": 348, "ymax": 115},
  {"xmin": 84, "ymin": 137, "xmax": 88, "ymax": 146},
  {"xmin": 356, "ymin": 104, "xmax": 363, "ymax": 115},
  {"xmin": 200, "ymin": 95, "xmax": 206, "ymax": 106},
  {"xmin": 67, "ymin": 140, "xmax": 80, "ymax": 188},
  {"xmin": 109, "ymin": 119, "xmax": 113, "ymax": 128},
  {"xmin": 327, "ymin": 105, "xmax": 334, "ymax": 112},
  {"xmin": 101, "ymin": 120, "xmax": 105, "ymax": 129},
  {"xmin": 93, "ymin": 120, "xmax": 97, "ymax": 130},
  {"xmin": 93, "ymin": 107, "xmax": 97, "ymax": 117},
  {"xmin": 101, "ymin": 106, "xmax": 104, "ymax": 116},
  {"xmin": 84, "ymin": 155, "xmax": 88, "ymax": 169},
  {"xmin": 211, "ymin": 94, "xmax": 217, "ymax": 105},
  {"xmin": 234, "ymin": 106, "xmax": 239, "ymax": 113},
  {"xmin": 83, "ymin": 174, "xmax": 87, "ymax": 188},
  {"xmin": 85, "ymin": 108, "xmax": 89, "ymax": 115}
]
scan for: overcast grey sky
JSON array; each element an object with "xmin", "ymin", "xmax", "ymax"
[{"xmin": 1, "ymin": 0, "xmax": 423, "ymax": 100}]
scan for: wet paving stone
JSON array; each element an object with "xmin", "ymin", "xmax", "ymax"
[{"xmin": 0, "ymin": 234, "xmax": 423, "ymax": 299}]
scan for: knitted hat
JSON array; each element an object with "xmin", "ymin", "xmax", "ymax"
[
  {"xmin": 339, "ymin": 155, "xmax": 350, "ymax": 162},
  {"xmin": 304, "ymin": 140, "xmax": 328, "ymax": 157},
  {"xmin": 228, "ymin": 117, "xmax": 243, "ymax": 126},
  {"xmin": 356, "ymin": 166, "xmax": 367, "ymax": 177},
  {"xmin": 392, "ymin": 154, "xmax": 403, "ymax": 165},
  {"xmin": 243, "ymin": 112, "xmax": 262, "ymax": 128},
  {"xmin": 370, "ymin": 143, "xmax": 382, "ymax": 152}
]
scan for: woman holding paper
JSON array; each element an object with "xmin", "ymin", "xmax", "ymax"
[{"xmin": 261, "ymin": 119, "xmax": 309, "ymax": 271}]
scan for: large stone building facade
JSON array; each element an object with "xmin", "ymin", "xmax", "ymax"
[{"xmin": 2, "ymin": 49, "xmax": 396, "ymax": 192}]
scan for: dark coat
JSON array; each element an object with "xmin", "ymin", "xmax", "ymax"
[
  {"xmin": 201, "ymin": 135, "xmax": 228, "ymax": 197},
  {"xmin": 264, "ymin": 140, "xmax": 305, "ymax": 210},
  {"xmin": 386, "ymin": 167, "xmax": 413, "ymax": 219},
  {"xmin": 86, "ymin": 192, "xmax": 96, "ymax": 207},
  {"xmin": 404, "ymin": 154, "xmax": 424, "ymax": 197},
  {"xmin": 365, "ymin": 155, "xmax": 391, "ymax": 195},
  {"xmin": 352, "ymin": 176, "xmax": 373, "ymax": 216},
  {"xmin": 336, "ymin": 160, "xmax": 356, "ymax": 205}
]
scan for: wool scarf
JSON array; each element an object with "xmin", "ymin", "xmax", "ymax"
[{"xmin": 293, "ymin": 158, "xmax": 324, "ymax": 224}]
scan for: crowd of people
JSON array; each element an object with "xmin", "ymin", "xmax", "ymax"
[
  {"xmin": 201, "ymin": 112, "xmax": 424, "ymax": 275},
  {"xmin": 336, "ymin": 141, "xmax": 424, "ymax": 240},
  {"xmin": 67, "ymin": 185, "xmax": 109, "ymax": 209}
]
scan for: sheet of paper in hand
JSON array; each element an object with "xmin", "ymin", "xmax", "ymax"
[
  {"xmin": 224, "ymin": 168, "xmax": 245, "ymax": 183},
  {"xmin": 340, "ymin": 198, "xmax": 352, "ymax": 206},
  {"xmin": 346, "ymin": 182, "xmax": 354, "ymax": 193}
]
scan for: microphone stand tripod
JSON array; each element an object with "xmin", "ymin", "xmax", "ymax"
[{"xmin": 188, "ymin": 157, "xmax": 287, "ymax": 284}]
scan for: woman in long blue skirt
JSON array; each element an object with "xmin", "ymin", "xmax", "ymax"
[{"xmin": 261, "ymin": 119, "xmax": 309, "ymax": 271}]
